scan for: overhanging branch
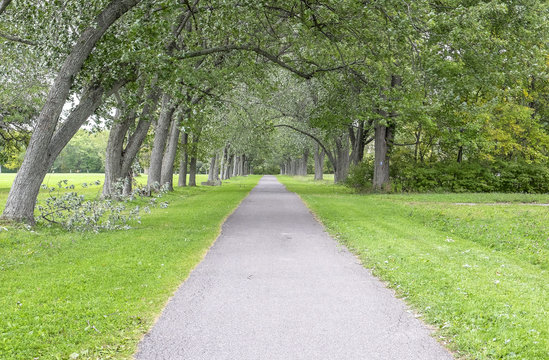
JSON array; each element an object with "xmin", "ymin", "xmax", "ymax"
[
  {"xmin": 0, "ymin": 0, "xmax": 12, "ymax": 15},
  {"xmin": 273, "ymin": 124, "xmax": 336, "ymax": 169},
  {"xmin": 175, "ymin": 44, "xmax": 351, "ymax": 79},
  {"xmin": 0, "ymin": 31, "xmax": 36, "ymax": 46}
]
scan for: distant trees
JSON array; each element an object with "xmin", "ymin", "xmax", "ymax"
[{"xmin": 53, "ymin": 131, "xmax": 108, "ymax": 173}]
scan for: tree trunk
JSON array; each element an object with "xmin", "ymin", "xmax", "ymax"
[
  {"xmin": 188, "ymin": 131, "xmax": 200, "ymax": 186},
  {"xmin": 334, "ymin": 134, "xmax": 350, "ymax": 183},
  {"xmin": 160, "ymin": 114, "xmax": 182, "ymax": 190},
  {"xmin": 240, "ymin": 154, "xmax": 246, "ymax": 175},
  {"xmin": 147, "ymin": 94, "xmax": 177, "ymax": 190},
  {"xmin": 314, "ymin": 143, "xmax": 325, "ymax": 180},
  {"xmin": 103, "ymin": 107, "xmax": 131, "ymax": 198},
  {"xmin": 220, "ymin": 145, "xmax": 228, "ymax": 180},
  {"xmin": 372, "ymin": 75, "xmax": 400, "ymax": 191},
  {"xmin": 298, "ymin": 148, "xmax": 309, "ymax": 175},
  {"xmin": 232, "ymin": 155, "xmax": 239, "ymax": 177},
  {"xmin": 189, "ymin": 157, "xmax": 197, "ymax": 186},
  {"xmin": 225, "ymin": 154, "xmax": 233, "ymax": 179},
  {"xmin": 118, "ymin": 86, "xmax": 160, "ymax": 180},
  {"xmin": 178, "ymin": 132, "xmax": 188, "ymax": 187},
  {"xmin": 2, "ymin": 0, "xmax": 140, "ymax": 223},
  {"xmin": 3, "ymin": 79, "xmax": 126, "ymax": 222},
  {"xmin": 373, "ymin": 123, "xmax": 392, "ymax": 190},
  {"xmin": 350, "ymin": 121, "xmax": 366, "ymax": 166},
  {"xmin": 207, "ymin": 154, "xmax": 218, "ymax": 182}
]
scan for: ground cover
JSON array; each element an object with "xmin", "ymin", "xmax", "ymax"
[
  {"xmin": 278, "ymin": 175, "xmax": 549, "ymax": 360},
  {"xmin": 0, "ymin": 174, "xmax": 260, "ymax": 359}
]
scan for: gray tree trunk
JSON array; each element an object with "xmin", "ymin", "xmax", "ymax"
[
  {"xmin": 334, "ymin": 134, "xmax": 350, "ymax": 183},
  {"xmin": 178, "ymin": 132, "xmax": 188, "ymax": 187},
  {"xmin": 373, "ymin": 123, "xmax": 391, "ymax": 190},
  {"xmin": 240, "ymin": 154, "xmax": 246, "ymax": 175},
  {"xmin": 298, "ymin": 148, "xmax": 309, "ymax": 175},
  {"xmin": 314, "ymin": 143, "xmax": 325, "ymax": 180},
  {"xmin": 207, "ymin": 154, "xmax": 218, "ymax": 182},
  {"xmin": 147, "ymin": 94, "xmax": 177, "ymax": 190},
  {"xmin": 225, "ymin": 154, "xmax": 233, "ymax": 179},
  {"xmin": 2, "ymin": 0, "xmax": 140, "ymax": 223},
  {"xmin": 103, "ymin": 85, "xmax": 160, "ymax": 197},
  {"xmin": 350, "ymin": 122, "xmax": 366, "ymax": 166},
  {"xmin": 372, "ymin": 75, "xmax": 400, "ymax": 191},
  {"xmin": 188, "ymin": 131, "xmax": 200, "ymax": 186},
  {"xmin": 188, "ymin": 157, "xmax": 197, "ymax": 186},
  {"xmin": 103, "ymin": 107, "xmax": 131, "ymax": 198},
  {"xmin": 219, "ymin": 146, "xmax": 228, "ymax": 180},
  {"xmin": 232, "ymin": 155, "xmax": 239, "ymax": 177},
  {"xmin": 160, "ymin": 114, "xmax": 182, "ymax": 191}
]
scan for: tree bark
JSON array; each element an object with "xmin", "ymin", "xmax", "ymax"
[
  {"xmin": 298, "ymin": 148, "xmax": 309, "ymax": 175},
  {"xmin": 240, "ymin": 154, "xmax": 246, "ymax": 175},
  {"xmin": 373, "ymin": 123, "xmax": 391, "ymax": 190},
  {"xmin": 178, "ymin": 132, "xmax": 188, "ymax": 187},
  {"xmin": 314, "ymin": 143, "xmax": 325, "ymax": 180},
  {"xmin": 103, "ymin": 85, "xmax": 160, "ymax": 197},
  {"xmin": 160, "ymin": 114, "xmax": 182, "ymax": 190},
  {"xmin": 188, "ymin": 131, "xmax": 201, "ymax": 186},
  {"xmin": 334, "ymin": 134, "xmax": 350, "ymax": 183},
  {"xmin": 103, "ymin": 107, "xmax": 132, "ymax": 198},
  {"xmin": 2, "ymin": 0, "xmax": 141, "ymax": 222},
  {"xmin": 188, "ymin": 157, "xmax": 197, "ymax": 186},
  {"xmin": 350, "ymin": 121, "xmax": 366, "ymax": 166},
  {"xmin": 372, "ymin": 75, "xmax": 400, "ymax": 191},
  {"xmin": 232, "ymin": 155, "xmax": 239, "ymax": 177},
  {"xmin": 0, "ymin": 0, "xmax": 13, "ymax": 15},
  {"xmin": 147, "ymin": 94, "xmax": 177, "ymax": 190},
  {"xmin": 225, "ymin": 154, "xmax": 233, "ymax": 179}
]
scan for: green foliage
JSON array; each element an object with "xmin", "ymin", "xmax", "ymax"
[
  {"xmin": 344, "ymin": 158, "xmax": 374, "ymax": 192},
  {"xmin": 52, "ymin": 131, "xmax": 108, "ymax": 173},
  {"xmin": 279, "ymin": 175, "xmax": 549, "ymax": 360},
  {"xmin": 392, "ymin": 160, "xmax": 549, "ymax": 193}
]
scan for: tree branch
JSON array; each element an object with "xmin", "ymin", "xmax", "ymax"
[
  {"xmin": 175, "ymin": 44, "xmax": 350, "ymax": 79},
  {"xmin": 0, "ymin": 0, "xmax": 12, "ymax": 15},
  {"xmin": 0, "ymin": 31, "xmax": 36, "ymax": 46},
  {"xmin": 273, "ymin": 124, "xmax": 336, "ymax": 169}
]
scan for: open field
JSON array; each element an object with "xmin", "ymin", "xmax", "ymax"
[
  {"xmin": 278, "ymin": 175, "xmax": 549, "ymax": 360},
  {"xmin": 0, "ymin": 173, "xmax": 261, "ymax": 359}
]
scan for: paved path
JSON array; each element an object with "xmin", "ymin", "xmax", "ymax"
[{"xmin": 136, "ymin": 176, "xmax": 453, "ymax": 359}]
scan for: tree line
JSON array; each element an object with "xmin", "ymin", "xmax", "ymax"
[{"xmin": 0, "ymin": 0, "xmax": 547, "ymax": 223}]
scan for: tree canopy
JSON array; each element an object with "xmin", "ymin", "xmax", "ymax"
[{"xmin": 0, "ymin": 0, "xmax": 548, "ymax": 221}]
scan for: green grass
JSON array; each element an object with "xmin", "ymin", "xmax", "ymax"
[
  {"xmin": 0, "ymin": 173, "xmax": 260, "ymax": 359},
  {"xmin": 278, "ymin": 175, "xmax": 549, "ymax": 360}
]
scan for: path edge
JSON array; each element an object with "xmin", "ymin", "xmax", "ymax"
[
  {"xmin": 276, "ymin": 176, "xmax": 457, "ymax": 358},
  {"xmin": 131, "ymin": 176, "xmax": 261, "ymax": 359}
]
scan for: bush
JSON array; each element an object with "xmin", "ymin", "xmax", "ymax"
[
  {"xmin": 345, "ymin": 157, "xmax": 374, "ymax": 192},
  {"xmin": 392, "ymin": 160, "xmax": 549, "ymax": 193}
]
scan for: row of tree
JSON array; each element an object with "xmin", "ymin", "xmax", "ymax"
[{"xmin": 0, "ymin": 0, "xmax": 547, "ymax": 223}]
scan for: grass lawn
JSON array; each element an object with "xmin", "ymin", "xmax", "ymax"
[
  {"xmin": 0, "ymin": 173, "xmax": 261, "ymax": 359},
  {"xmin": 278, "ymin": 175, "xmax": 549, "ymax": 360}
]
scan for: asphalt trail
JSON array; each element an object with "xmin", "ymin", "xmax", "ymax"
[{"xmin": 136, "ymin": 175, "xmax": 453, "ymax": 359}]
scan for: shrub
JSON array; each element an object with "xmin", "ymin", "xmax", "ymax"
[
  {"xmin": 345, "ymin": 157, "xmax": 374, "ymax": 192},
  {"xmin": 392, "ymin": 160, "xmax": 549, "ymax": 193}
]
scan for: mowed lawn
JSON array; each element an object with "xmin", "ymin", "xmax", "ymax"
[
  {"xmin": 0, "ymin": 173, "xmax": 260, "ymax": 359},
  {"xmin": 278, "ymin": 175, "xmax": 549, "ymax": 360}
]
